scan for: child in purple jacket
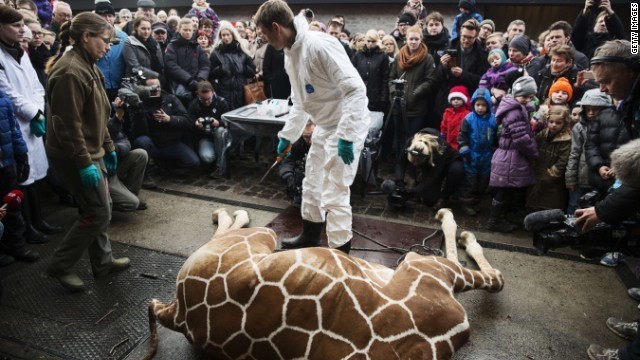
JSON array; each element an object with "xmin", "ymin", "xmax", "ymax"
[
  {"xmin": 478, "ymin": 49, "xmax": 517, "ymax": 112},
  {"xmin": 488, "ymin": 76, "xmax": 539, "ymax": 233}
]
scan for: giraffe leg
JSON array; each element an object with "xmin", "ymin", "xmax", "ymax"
[
  {"xmin": 229, "ymin": 210, "xmax": 250, "ymax": 230},
  {"xmin": 212, "ymin": 208, "xmax": 232, "ymax": 237},
  {"xmin": 458, "ymin": 231, "xmax": 493, "ymax": 271},
  {"xmin": 435, "ymin": 208, "xmax": 459, "ymax": 263},
  {"xmin": 459, "ymin": 231, "xmax": 504, "ymax": 292},
  {"xmin": 143, "ymin": 299, "xmax": 166, "ymax": 360}
]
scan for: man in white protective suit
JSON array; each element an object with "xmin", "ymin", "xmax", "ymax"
[{"xmin": 254, "ymin": 0, "xmax": 371, "ymax": 254}]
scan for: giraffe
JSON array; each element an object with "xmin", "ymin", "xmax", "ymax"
[{"xmin": 143, "ymin": 208, "xmax": 504, "ymax": 360}]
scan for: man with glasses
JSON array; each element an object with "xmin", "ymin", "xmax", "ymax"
[
  {"xmin": 187, "ymin": 81, "xmax": 231, "ymax": 179},
  {"xmin": 436, "ymin": 18, "xmax": 489, "ymax": 117},
  {"xmin": 46, "ymin": 1, "xmax": 71, "ymax": 40},
  {"xmin": 392, "ymin": 12, "xmax": 415, "ymax": 49}
]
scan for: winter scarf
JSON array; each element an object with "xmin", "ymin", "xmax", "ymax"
[
  {"xmin": 424, "ymin": 30, "xmax": 449, "ymax": 51},
  {"xmin": 135, "ymin": 34, "xmax": 163, "ymax": 75},
  {"xmin": 0, "ymin": 39, "xmax": 23, "ymax": 63},
  {"xmin": 398, "ymin": 42, "xmax": 427, "ymax": 71}
]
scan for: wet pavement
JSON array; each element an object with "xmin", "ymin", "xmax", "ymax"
[{"xmin": 1, "ymin": 154, "xmax": 639, "ymax": 360}]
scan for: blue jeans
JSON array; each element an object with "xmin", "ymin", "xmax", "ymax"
[
  {"xmin": 197, "ymin": 127, "xmax": 231, "ymax": 174},
  {"xmin": 133, "ymin": 136, "xmax": 200, "ymax": 170}
]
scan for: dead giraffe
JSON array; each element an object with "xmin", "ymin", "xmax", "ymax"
[{"xmin": 144, "ymin": 208, "xmax": 504, "ymax": 359}]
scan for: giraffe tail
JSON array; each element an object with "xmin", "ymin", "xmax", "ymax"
[{"xmin": 142, "ymin": 300, "xmax": 161, "ymax": 360}]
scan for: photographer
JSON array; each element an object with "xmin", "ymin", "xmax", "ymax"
[
  {"xmin": 187, "ymin": 81, "xmax": 230, "ymax": 179},
  {"xmin": 571, "ymin": 0, "xmax": 625, "ymax": 59},
  {"xmin": 107, "ymin": 98, "xmax": 148, "ymax": 211},
  {"xmin": 390, "ymin": 128, "xmax": 464, "ymax": 209},
  {"xmin": 131, "ymin": 76, "xmax": 200, "ymax": 177}
]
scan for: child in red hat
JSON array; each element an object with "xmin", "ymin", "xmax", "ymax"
[{"xmin": 440, "ymin": 85, "xmax": 470, "ymax": 150}]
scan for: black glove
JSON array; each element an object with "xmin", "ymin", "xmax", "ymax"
[
  {"xmin": 15, "ymin": 153, "xmax": 30, "ymax": 183},
  {"xmin": 188, "ymin": 80, "xmax": 199, "ymax": 92}
]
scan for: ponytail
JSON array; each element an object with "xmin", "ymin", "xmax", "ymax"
[{"xmin": 45, "ymin": 20, "xmax": 71, "ymax": 74}]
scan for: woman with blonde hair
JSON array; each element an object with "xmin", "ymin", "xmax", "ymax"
[
  {"xmin": 351, "ymin": 29, "xmax": 389, "ymax": 113},
  {"xmin": 209, "ymin": 20, "xmax": 256, "ymax": 110},
  {"xmin": 388, "ymin": 24, "xmax": 436, "ymax": 153},
  {"xmin": 381, "ymin": 34, "xmax": 398, "ymax": 64},
  {"xmin": 45, "ymin": 12, "xmax": 130, "ymax": 291}
]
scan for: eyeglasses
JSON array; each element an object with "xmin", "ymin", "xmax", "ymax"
[
  {"xmin": 460, "ymin": 35, "xmax": 476, "ymax": 40},
  {"xmin": 198, "ymin": 96, "xmax": 213, "ymax": 102},
  {"xmin": 31, "ymin": 31, "xmax": 43, "ymax": 37},
  {"xmin": 96, "ymin": 35, "xmax": 120, "ymax": 45}
]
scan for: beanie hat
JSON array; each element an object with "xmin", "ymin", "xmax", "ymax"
[
  {"xmin": 480, "ymin": 19, "xmax": 495, "ymax": 32},
  {"xmin": 611, "ymin": 138, "xmax": 640, "ymax": 188},
  {"xmin": 488, "ymin": 48, "xmax": 507, "ymax": 67},
  {"xmin": 0, "ymin": 5, "xmax": 23, "ymax": 24},
  {"xmin": 578, "ymin": 88, "xmax": 613, "ymax": 107},
  {"xmin": 137, "ymin": 0, "xmax": 156, "ymax": 8},
  {"xmin": 512, "ymin": 76, "xmax": 537, "ymax": 97},
  {"xmin": 509, "ymin": 35, "xmax": 531, "ymax": 55},
  {"xmin": 448, "ymin": 85, "xmax": 470, "ymax": 104},
  {"xmin": 458, "ymin": 0, "xmax": 476, "ymax": 12},
  {"xmin": 548, "ymin": 77, "xmax": 573, "ymax": 102},
  {"xmin": 398, "ymin": 12, "xmax": 417, "ymax": 26},
  {"xmin": 22, "ymin": 25, "xmax": 32, "ymax": 40},
  {"xmin": 95, "ymin": 1, "xmax": 116, "ymax": 16}
]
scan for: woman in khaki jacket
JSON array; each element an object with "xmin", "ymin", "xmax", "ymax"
[{"xmin": 45, "ymin": 12, "xmax": 130, "ymax": 292}]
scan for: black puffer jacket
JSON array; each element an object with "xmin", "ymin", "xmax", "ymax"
[
  {"xmin": 164, "ymin": 35, "xmax": 210, "ymax": 90},
  {"xmin": 351, "ymin": 46, "xmax": 389, "ymax": 112},
  {"xmin": 209, "ymin": 41, "xmax": 256, "ymax": 110},
  {"xmin": 584, "ymin": 107, "xmax": 631, "ymax": 191}
]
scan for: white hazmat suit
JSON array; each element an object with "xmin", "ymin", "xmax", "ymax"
[{"xmin": 279, "ymin": 16, "xmax": 371, "ymax": 248}]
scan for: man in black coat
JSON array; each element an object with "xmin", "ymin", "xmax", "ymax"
[{"xmin": 434, "ymin": 19, "xmax": 489, "ymax": 120}]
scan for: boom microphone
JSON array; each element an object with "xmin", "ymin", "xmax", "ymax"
[
  {"xmin": 1, "ymin": 190, "xmax": 24, "ymax": 210},
  {"xmin": 523, "ymin": 209, "xmax": 566, "ymax": 232},
  {"xmin": 381, "ymin": 179, "xmax": 397, "ymax": 194}
]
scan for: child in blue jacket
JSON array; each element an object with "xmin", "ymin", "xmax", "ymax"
[{"xmin": 458, "ymin": 87, "xmax": 497, "ymax": 216}]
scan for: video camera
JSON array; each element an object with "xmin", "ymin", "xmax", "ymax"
[
  {"xmin": 525, "ymin": 191, "xmax": 640, "ymax": 255},
  {"xmin": 391, "ymin": 79, "xmax": 406, "ymax": 98},
  {"xmin": 117, "ymin": 70, "xmax": 162, "ymax": 113},
  {"xmin": 381, "ymin": 179, "xmax": 411, "ymax": 208},
  {"xmin": 198, "ymin": 117, "xmax": 215, "ymax": 134}
]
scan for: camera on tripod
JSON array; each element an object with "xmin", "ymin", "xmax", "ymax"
[
  {"xmin": 524, "ymin": 191, "xmax": 640, "ymax": 255},
  {"xmin": 198, "ymin": 117, "xmax": 216, "ymax": 134},
  {"xmin": 391, "ymin": 78, "xmax": 406, "ymax": 98},
  {"xmin": 117, "ymin": 70, "xmax": 162, "ymax": 113}
]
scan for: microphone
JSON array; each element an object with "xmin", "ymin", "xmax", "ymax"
[
  {"xmin": 1, "ymin": 190, "xmax": 24, "ymax": 210},
  {"xmin": 523, "ymin": 209, "xmax": 566, "ymax": 232},
  {"xmin": 381, "ymin": 179, "xmax": 397, "ymax": 194}
]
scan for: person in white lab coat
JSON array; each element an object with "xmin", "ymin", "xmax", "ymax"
[{"xmin": 254, "ymin": 0, "xmax": 371, "ymax": 254}]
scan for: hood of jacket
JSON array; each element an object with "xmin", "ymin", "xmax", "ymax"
[
  {"xmin": 471, "ymin": 87, "xmax": 492, "ymax": 114},
  {"xmin": 495, "ymin": 96, "xmax": 529, "ymax": 123}
]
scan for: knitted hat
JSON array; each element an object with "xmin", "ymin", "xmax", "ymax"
[
  {"xmin": 95, "ymin": 1, "xmax": 115, "ymax": 16},
  {"xmin": 578, "ymin": 88, "xmax": 613, "ymax": 107},
  {"xmin": 0, "ymin": 5, "xmax": 23, "ymax": 24},
  {"xmin": 448, "ymin": 85, "xmax": 470, "ymax": 104},
  {"xmin": 398, "ymin": 12, "xmax": 417, "ymax": 26},
  {"xmin": 480, "ymin": 19, "xmax": 495, "ymax": 32},
  {"xmin": 512, "ymin": 76, "xmax": 537, "ymax": 97},
  {"xmin": 458, "ymin": 0, "xmax": 476, "ymax": 11},
  {"xmin": 509, "ymin": 34, "xmax": 531, "ymax": 55},
  {"xmin": 152, "ymin": 21, "xmax": 167, "ymax": 33},
  {"xmin": 137, "ymin": 0, "xmax": 156, "ymax": 8},
  {"xmin": 548, "ymin": 77, "xmax": 573, "ymax": 101},
  {"xmin": 488, "ymin": 48, "xmax": 507, "ymax": 67},
  {"xmin": 611, "ymin": 138, "xmax": 640, "ymax": 188}
]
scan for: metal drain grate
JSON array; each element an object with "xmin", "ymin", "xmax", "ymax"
[{"xmin": 0, "ymin": 242, "xmax": 185, "ymax": 360}]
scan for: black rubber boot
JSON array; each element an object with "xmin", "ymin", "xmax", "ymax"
[
  {"xmin": 20, "ymin": 187, "xmax": 49, "ymax": 244},
  {"xmin": 335, "ymin": 240, "xmax": 351, "ymax": 254},
  {"xmin": 25, "ymin": 186, "xmax": 63, "ymax": 234},
  {"xmin": 281, "ymin": 220, "xmax": 323, "ymax": 249},
  {"xmin": 486, "ymin": 199, "xmax": 518, "ymax": 233}
]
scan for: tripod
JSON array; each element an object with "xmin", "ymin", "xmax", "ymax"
[{"xmin": 362, "ymin": 80, "xmax": 408, "ymax": 197}]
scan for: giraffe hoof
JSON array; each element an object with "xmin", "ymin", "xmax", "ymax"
[{"xmin": 212, "ymin": 208, "xmax": 228, "ymax": 224}]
